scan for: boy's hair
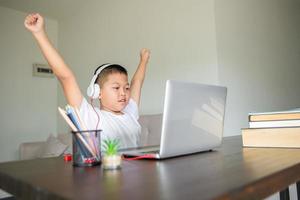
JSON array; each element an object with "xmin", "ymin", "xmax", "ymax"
[{"xmin": 95, "ymin": 64, "xmax": 128, "ymax": 87}]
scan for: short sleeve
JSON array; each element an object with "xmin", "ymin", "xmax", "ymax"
[
  {"xmin": 123, "ymin": 99, "xmax": 139, "ymax": 120},
  {"xmin": 79, "ymin": 98, "xmax": 101, "ymax": 130}
]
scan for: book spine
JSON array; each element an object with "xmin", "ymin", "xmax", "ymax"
[
  {"xmin": 249, "ymin": 113, "xmax": 300, "ymax": 122},
  {"xmin": 242, "ymin": 127, "xmax": 300, "ymax": 148},
  {"xmin": 249, "ymin": 120, "xmax": 300, "ymax": 128}
]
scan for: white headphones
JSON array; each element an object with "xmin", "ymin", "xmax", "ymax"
[{"xmin": 86, "ymin": 63, "xmax": 112, "ymax": 99}]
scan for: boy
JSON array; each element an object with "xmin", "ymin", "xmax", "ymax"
[{"xmin": 24, "ymin": 13, "xmax": 150, "ymax": 148}]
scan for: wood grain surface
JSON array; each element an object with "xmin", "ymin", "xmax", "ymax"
[{"xmin": 0, "ymin": 136, "xmax": 300, "ymax": 200}]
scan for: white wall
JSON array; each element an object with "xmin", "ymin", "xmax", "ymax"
[
  {"xmin": 215, "ymin": 0, "xmax": 300, "ymax": 136},
  {"xmin": 57, "ymin": 0, "xmax": 219, "ymax": 133},
  {"xmin": 0, "ymin": 6, "xmax": 58, "ymax": 162}
]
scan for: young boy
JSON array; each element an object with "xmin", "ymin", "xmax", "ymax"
[{"xmin": 24, "ymin": 13, "xmax": 150, "ymax": 149}]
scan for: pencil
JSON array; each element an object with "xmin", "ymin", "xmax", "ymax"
[
  {"xmin": 58, "ymin": 107, "xmax": 97, "ymax": 158},
  {"xmin": 58, "ymin": 107, "xmax": 88, "ymax": 159},
  {"xmin": 58, "ymin": 107, "xmax": 77, "ymax": 131}
]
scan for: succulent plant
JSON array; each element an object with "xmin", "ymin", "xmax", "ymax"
[{"xmin": 102, "ymin": 139, "xmax": 120, "ymax": 156}]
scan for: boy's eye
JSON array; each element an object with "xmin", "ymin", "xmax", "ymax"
[
  {"xmin": 126, "ymin": 87, "xmax": 130, "ymax": 90},
  {"xmin": 113, "ymin": 87, "xmax": 119, "ymax": 90}
]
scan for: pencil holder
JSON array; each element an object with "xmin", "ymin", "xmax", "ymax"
[{"xmin": 71, "ymin": 130, "xmax": 102, "ymax": 167}]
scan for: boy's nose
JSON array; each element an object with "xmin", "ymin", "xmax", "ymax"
[{"xmin": 120, "ymin": 88, "xmax": 126, "ymax": 96}]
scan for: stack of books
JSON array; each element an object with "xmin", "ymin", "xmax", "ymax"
[{"xmin": 242, "ymin": 109, "xmax": 300, "ymax": 148}]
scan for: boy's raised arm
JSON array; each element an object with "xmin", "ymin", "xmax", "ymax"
[
  {"xmin": 24, "ymin": 13, "xmax": 82, "ymax": 107},
  {"xmin": 130, "ymin": 48, "xmax": 150, "ymax": 106}
]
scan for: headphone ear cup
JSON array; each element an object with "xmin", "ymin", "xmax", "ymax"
[
  {"xmin": 87, "ymin": 84, "xmax": 94, "ymax": 98},
  {"xmin": 87, "ymin": 63, "xmax": 111, "ymax": 99},
  {"xmin": 93, "ymin": 83, "xmax": 100, "ymax": 99}
]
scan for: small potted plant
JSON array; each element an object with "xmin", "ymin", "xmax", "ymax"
[{"xmin": 102, "ymin": 139, "xmax": 122, "ymax": 169}]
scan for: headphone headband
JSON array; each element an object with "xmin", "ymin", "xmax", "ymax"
[
  {"xmin": 87, "ymin": 63, "xmax": 112, "ymax": 99},
  {"xmin": 91, "ymin": 63, "xmax": 111, "ymax": 85}
]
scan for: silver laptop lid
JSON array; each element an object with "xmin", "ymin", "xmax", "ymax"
[{"xmin": 160, "ymin": 80, "xmax": 227, "ymax": 158}]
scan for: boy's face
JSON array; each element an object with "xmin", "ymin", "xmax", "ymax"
[{"xmin": 99, "ymin": 73, "xmax": 130, "ymax": 114}]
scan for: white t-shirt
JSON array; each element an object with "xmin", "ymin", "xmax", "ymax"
[{"xmin": 79, "ymin": 98, "xmax": 141, "ymax": 149}]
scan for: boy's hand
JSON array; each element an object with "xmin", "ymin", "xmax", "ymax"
[
  {"xmin": 24, "ymin": 13, "xmax": 44, "ymax": 34},
  {"xmin": 140, "ymin": 48, "xmax": 150, "ymax": 64},
  {"xmin": 130, "ymin": 48, "xmax": 150, "ymax": 105}
]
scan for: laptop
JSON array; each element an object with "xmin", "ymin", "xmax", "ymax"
[{"xmin": 122, "ymin": 80, "xmax": 227, "ymax": 159}]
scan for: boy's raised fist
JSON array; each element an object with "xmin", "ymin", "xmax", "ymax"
[
  {"xmin": 24, "ymin": 13, "xmax": 44, "ymax": 33},
  {"xmin": 140, "ymin": 48, "xmax": 150, "ymax": 63}
]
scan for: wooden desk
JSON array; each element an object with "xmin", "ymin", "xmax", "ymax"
[{"xmin": 0, "ymin": 136, "xmax": 300, "ymax": 200}]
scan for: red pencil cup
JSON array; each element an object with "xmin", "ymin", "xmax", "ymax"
[{"xmin": 71, "ymin": 130, "xmax": 102, "ymax": 167}]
